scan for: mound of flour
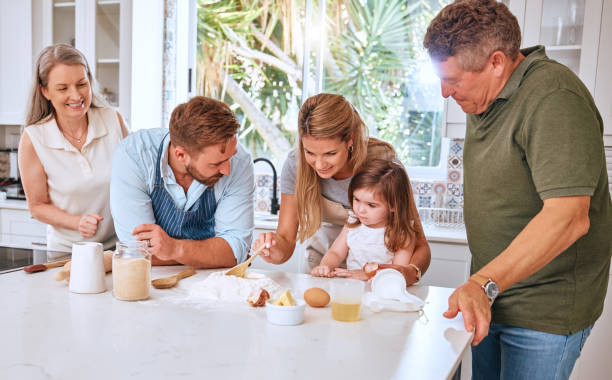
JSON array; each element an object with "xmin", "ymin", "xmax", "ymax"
[{"xmin": 188, "ymin": 270, "xmax": 283, "ymax": 303}]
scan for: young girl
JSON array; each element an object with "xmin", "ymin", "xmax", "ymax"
[{"xmin": 311, "ymin": 159, "xmax": 430, "ymax": 284}]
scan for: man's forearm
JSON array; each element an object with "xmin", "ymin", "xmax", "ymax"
[
  {"xmin": 477, "ymin": 196, "xmax": 590, "ymax": 292},
  {"xmin": 173, "ymin": 236, "xmax": 237, "ymax": 268}
]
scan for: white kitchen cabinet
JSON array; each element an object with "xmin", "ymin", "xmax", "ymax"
[
  {"xmin": 0, "ymin": 1, "xmax": 33, "ymax": 125},
  {"xmin": 445, "ymin": 0, "xmax": 609, "ymax": 137},
  {"xmin": 0, "ymin": 207, "xmax": 47, "ymax": 248},
  {"xmin": 32, "ymin": 0, "xmax": 133, "ymax": 122},
  {"xmin": 421, "ymin": 242, "xmax": 471, "ymax": 288},
  {"xmin": 520, "ymin": 0, "xmax": 602, "ymax": 91}
]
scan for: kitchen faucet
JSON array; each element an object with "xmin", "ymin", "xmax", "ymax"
[{"xmin": 253, "ymin": 157, "xmax": 279, "ymax": 215}]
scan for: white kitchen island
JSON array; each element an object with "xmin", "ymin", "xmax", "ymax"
[{"xmin": 0, "ymin": 265, "xmax": 472, "ymax": 380}]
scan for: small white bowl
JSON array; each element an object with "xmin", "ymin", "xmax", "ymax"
[
  {"xmin": 371, "ymin": 268, "xmax": 409, "ymax": 300},
  {"xmin": 266, "ymin": 299, "xmax": 306, "ymax": 326}
]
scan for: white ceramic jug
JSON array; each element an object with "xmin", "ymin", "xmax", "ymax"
[{"xmin": 69, "ymin": 242, "xmax": 106, "ymax": 294}]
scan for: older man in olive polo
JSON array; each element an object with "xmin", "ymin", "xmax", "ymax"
[{"xmin": 424, "ymin": 1, "xmax": 612, "ymax": 379}]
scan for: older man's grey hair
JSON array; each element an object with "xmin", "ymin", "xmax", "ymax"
[{"xmin": 423, "ymin": 0, "xmax": 521, "ymax": 71}]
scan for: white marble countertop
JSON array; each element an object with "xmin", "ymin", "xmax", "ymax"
[
  {"xmin": 0, "ymin": 266, "xmax": 472, "ymax": 380},
  {"xmin": 422, "ymin": 225, "xmax": 468, "ymax": 244},
  {"xmin": 0, "ymin": 199, "xmax": 29, "ymax": 210},
  {"xmin": 0, "ymin": 235, "xmax": 48, "ymax": 250}
]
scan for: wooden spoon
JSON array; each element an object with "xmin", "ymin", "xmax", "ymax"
[
  {"xmin": 152, "ymin": 268, "xmax": 197, "ymax": 289},
  {"xmin": 24, "ymin": 259, "xmax": 71, "ymax": 273},
  {"xmin": 225, "ymin": 244, "xmax": 265, "ymax": 278}
]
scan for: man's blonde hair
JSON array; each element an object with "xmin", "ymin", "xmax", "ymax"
[{"xmin": 169, "ymin": 96, "xmax": 239, "ymax": 154}]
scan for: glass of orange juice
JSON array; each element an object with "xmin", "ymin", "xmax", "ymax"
[{"xmin": 330, "ymin": 279, "xmax": 365, "ymax": 322}]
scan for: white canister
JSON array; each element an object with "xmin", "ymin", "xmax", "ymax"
[{"xmin": 69, "ymin": 242, "xmax": 106, "ymax": 294}]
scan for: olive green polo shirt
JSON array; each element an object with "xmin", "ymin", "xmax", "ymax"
[{"xmin": 464, "ymin": 45, "xmax": 612, "ymax": 335}]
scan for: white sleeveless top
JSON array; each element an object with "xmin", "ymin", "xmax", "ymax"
[
  {"xmin": 346, "ymin": 223, "xmax": 394, "ymax": 270},
  {"xmin": 25, "ymin": 107, "xmax": 123, "ymax": 252}
]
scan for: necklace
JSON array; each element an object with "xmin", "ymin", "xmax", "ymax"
[{"xmin": 61, "ymin": 125, "xmax": 88, "ymax": 143}]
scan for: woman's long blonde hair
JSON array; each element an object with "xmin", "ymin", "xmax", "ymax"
[
  {"xmin": 295, "ymin": 93, "xmax": 395, "ymax": 241},
  {"xmin": 25, "ymin": 43, "xmax": 105, "ymax": 126}
]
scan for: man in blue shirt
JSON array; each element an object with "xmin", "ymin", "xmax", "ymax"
[{"xmin": 110, "ymin": 96, "xmax": 254, "ymax": 267}]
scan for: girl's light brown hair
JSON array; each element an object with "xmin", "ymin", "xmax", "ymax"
[
  {"xmin": 348, "ymin": 159, "xmax": 419, "ymax": 253},
  {"xmin": 295, "ymin": 93, "xmax": 395, "ymax": 242},
  {"xmin": 25, "ymin": 43, "xmax": 105, "ymax": 126}
]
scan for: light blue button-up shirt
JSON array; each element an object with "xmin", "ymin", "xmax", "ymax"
[{"xmin": 110, "ymin": 128, "xmax": 254, "ymax": 263}]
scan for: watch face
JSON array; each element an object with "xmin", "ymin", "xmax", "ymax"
[{"xmin": 485, "ymin": 281, "xmax": 499, "ymax": 300}]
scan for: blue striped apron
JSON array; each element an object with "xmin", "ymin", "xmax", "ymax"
[{"xmin": 150, "ymin": 135, "xmax": 216, "ymax": 240}]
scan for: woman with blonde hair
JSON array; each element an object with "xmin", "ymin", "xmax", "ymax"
[
  {"xmin": 18, "ymin": 43, "xmax": 128, "ymax": 252},
  {"xmin": 253, "ymin": 93, "xmax": 430, "ymax": 276}
]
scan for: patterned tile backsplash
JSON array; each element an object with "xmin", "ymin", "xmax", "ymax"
[
  {"xmin": 253, "ymin": 138, "xmax": 466, "ymax": 220},
  {"xmin": 411, "ymin": 138, "xmax": 464, "ymax": 211},
  {"xmin": 255, "ymin": 174, "xmax": 280, "ymax": 213}
]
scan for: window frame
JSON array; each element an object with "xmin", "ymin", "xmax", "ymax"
[{"xmin": 187, "ymin": 0, "xmax": 451, "ymax": 180}]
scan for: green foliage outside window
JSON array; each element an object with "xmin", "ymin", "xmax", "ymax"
[{"xmin": 196, "ymin": 0, "xmax": 449, "ymax": 168}]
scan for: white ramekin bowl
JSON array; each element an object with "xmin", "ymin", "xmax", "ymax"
[{"xmin": 266, "ymin": 299, "xmax": 306, "ymax": 326}]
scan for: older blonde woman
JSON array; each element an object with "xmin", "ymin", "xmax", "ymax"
[
  {"xmin": 253, "ymin": 93, "xmax": 430, "ymax": 283},
  {"xmin": 18, "ymin": 44, "xmax": 128, "ymax": 252}
]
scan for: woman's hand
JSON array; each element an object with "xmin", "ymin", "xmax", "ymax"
[
  {"xmin": 78, "ymin": 214, "xmax": 103, "ymax": 237},
  {"xmin": 311, "ymin": 265, "xmax": 334, "ymax": 278},
  {"xmin": 333, "ymin": 268, "xmax": 370, "ymax": 281},
  {"xmin": 252, "ymin": 231, "xmax": 284, "ymax": 263}
]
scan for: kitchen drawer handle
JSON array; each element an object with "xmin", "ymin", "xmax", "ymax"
[{"xmin": 31, "ymin": 241, "xmax": 47, "ymax": 247}]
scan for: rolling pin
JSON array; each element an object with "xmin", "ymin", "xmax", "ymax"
[{"xmin": 54, "ymin": 250, "xmax": 113, "ymax": 282}]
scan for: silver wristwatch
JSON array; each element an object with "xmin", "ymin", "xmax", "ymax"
[{"xmin": 470, "ymin": 274, "xmax": 499, "ymax": 304}]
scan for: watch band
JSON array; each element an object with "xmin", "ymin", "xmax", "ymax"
[
  {"xmin": 469, "ymin": 274, "xmax": 498, "ymax": 304},
  {"xmin": 469, "ymin": 273, "xmax": 490, "ymax": 287}
]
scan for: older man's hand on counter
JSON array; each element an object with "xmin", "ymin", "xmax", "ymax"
[{"xmin": 443, "ymin": 280, "xmax": 491, "ymax": 346}]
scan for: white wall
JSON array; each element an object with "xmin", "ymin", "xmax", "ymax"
[
  {"xmin": 0, "ymin": 1, "xmax": 32, "ymax": 125},
  {"xmin": 130, "ymin": 0, "xmax": 164, "ymax": 130}
]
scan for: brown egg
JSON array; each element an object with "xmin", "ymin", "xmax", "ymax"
[{"xmin": 304, "ymin": 287, "xmax": 330, "ymax": 308}]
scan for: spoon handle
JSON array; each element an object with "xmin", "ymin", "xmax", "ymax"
[
  {"xmin": 176, "ymin": 268, "xmax": 197, "ymax": 280},
  {"xmin": 244, "ymin": 245, "xmax": 265, "ymax": 266}
]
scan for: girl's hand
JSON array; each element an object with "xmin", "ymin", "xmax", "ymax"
[
  {"xmin": 311, "ymin": 265, "xmax": 334, "ymax": 278},
  {"xmin": 333, "ymin": 268, "xmax": 370, "ymax": 281},
  {"xmin": 79, "ymin": 214, "xmax": 103, "ymax": 237}
]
